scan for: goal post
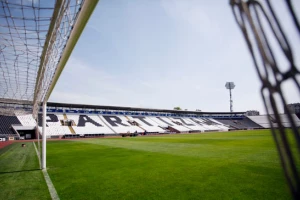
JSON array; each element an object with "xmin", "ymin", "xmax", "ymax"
[
  {"xmin": 45, "ymin": 0, "xmax": 100, "ymax": 101},
  {"xmin": 0, "ymin": 0, "xmax": 99, "ymax": 169},
  {"xmin": 39, "ymin": 0, "xmax": 99, "ymax": 169}
]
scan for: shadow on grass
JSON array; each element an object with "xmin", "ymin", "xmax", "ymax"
[{"xmin": 0, "ymin": 169, "xmax": 40, "ymax": 174}]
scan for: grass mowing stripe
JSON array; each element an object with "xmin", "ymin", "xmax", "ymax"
[
  {"xmin": 72, "ymin": 134, "xmax": 279, "ymax": 166},
  {"xmin": 45, "ymin": 130, "xmax": 293, "ymax": 200},
  {"xmin": 0, "ymin": 142, "xmax": 51, "ymax": 200},
  {"xmin": 33, "ymin": 141, "xmax": 60, "ymax": 200},
  {"xmin": 33, "ymin": 141, "xmax": 41, "ymax": 169}
]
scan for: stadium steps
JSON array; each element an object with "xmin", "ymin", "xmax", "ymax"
[
  {"xmin": 64, "ymin": 114, "xmax": 77, "ymax": 126},
  {"xmin": 68, "ymin": 126, "xmax": 76, "ymax": 134},
  {"xmin": 168, "ymin": 126, "xmax": 180, "ymax": 133},
  {"xmin": 170, "ymin": 120, "xmax": 193, "ymax": 131},
  {"xmin": 0, "ymin": 115, "xmax": 22, "ymax": 136},
  {"xmin": 137, "ymin": 124, "xmax": 146, "ymax": 131},
  {"xmin": 124, "ymin": 116, "xmax": 130, "ymax": 120},
  {"xmin": 98, "ymin": 115, "xmax": 117, "ymax": 134},
  {"xmin": 228, "ymin": 125, "xmax": 238, "ymax": 130},
  {"xmin": 244, "ymin": 117, "xmax": 263, "ymax": 128},
  {"xmin": 125, "ymin": 116, "xmax": 146, "ymax": 131}
]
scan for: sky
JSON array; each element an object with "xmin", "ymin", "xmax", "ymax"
[{"xmin": 49, "ymin": 0, "xmax": 300, "ymax": 113}]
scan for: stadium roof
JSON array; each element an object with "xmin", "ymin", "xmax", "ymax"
[
  {"xmin": 0, "ymin": 0, "xmax": 98, "ymax": 116},
  {"xmin": 46, "ymin": 102, "xmax": 246, "ymax": 115}
]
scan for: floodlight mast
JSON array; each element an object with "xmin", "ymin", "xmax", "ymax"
[{"xmin": 225, "ymin": 82, "xmax": 235, "ymax": 112}]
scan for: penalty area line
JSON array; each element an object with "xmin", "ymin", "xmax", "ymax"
[{"xmin": 33, "ymin": 142, "xmax": 60, "ymax": 200}]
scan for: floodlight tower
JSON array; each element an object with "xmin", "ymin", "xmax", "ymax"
[{"xmin": 225, "ymin": 82, "xmax": 235, "ymax": 112}]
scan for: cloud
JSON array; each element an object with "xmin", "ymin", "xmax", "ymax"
[
  {"xmin": 160, "ymin": 0, "xmax": 221, "ymax": 36},
  {"xmin": 49, "ymin": 0, "xmax": 299, "ymax": 114},
  {"xmin": 49, "ymin": 57, "xmax": 135, "ymax": 105}
]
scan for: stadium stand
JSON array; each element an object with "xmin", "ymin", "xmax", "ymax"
[
  {"xmin": 146, "ymin": 117, "xmax": 171, "ymax": 132},
  {"xmin": 160, "ymin": 117, "xmax": 191, "ymax": 132},
  {"xmin": 216, "ymin": 117, "xmax": 262, "ymax": 130},
  {"xmin": 0, "ymin": 115, "xmax": 21, "ymax": 136},
  {"xmin": 171, "ymin": 117, "xmax": 202, "ymax": 132},
  {"xmin": 209, "ymin": 119, "xmax": 230, "ymax": 130},
  {"xmin": 99, "ymin": 115, "xmax": 143, "ymax": 133},
  {"xmin": 190, "ymin": 118, "xmax": 221, "ymax": 132},
  {"xmin": 276, "ymin": 114, "xmax": 300, "ymax": 127},
  {"xmin": 66, "ymin": 114, "xmax": 114, "ymax": 135},
  {"xmin": 17, "ymin": 114, "xmax": 36, "ymax": 126},
  {"xmin": 248, "ymin": 114, "xmax": 300, "ymax": 128},
  {"xmin": 2, "ymin": 102, "xmax": 300, "ymax": 139},
  {"xmin": 37, "ymin": 113, "xmax": 72, "ymax": 136},
  {"xmin": 126, "ymin": 116, "xmax": 166, "ymax": 133},
  {"xmin": 246, "ymin": 115, "xmax": 271, "ymax": 128},
  {"xmin": 185, "ymin": 118, "xmax": 208, "ymax": 132}
]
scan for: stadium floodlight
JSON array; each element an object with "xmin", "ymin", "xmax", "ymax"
[{"xmin": 225, "ymin": 82, "xmax": 235, "ymax": 112}]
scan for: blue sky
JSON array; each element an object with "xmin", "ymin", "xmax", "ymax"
[{"xmin": 49, "ymin": 0, "xmax": 300, "ymax": 113}]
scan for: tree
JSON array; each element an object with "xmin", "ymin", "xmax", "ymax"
[{"xmin": 173, "ymin": 107, "xmax": 181, "ymax": 110}]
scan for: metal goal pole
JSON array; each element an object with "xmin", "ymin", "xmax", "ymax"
[{"xmin": 42, "ymin": 102, "xmax": 47, "ymax": 169}]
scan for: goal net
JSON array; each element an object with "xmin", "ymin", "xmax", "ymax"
[
  {"xmin": 0, "ymin": 0, "xmax": 98, "ymax": 116},
  {"xmin": 0, "ymin": 0, "xmax": 98, "ymax": 166},
  {"xmin": 230, "ymin": 0, "xmax": 300, "ymax": 198}
]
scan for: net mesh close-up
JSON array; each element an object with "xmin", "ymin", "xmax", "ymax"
[{"xmin": 230, "ymin": 0, "xmax": 300, "ymax": 199}]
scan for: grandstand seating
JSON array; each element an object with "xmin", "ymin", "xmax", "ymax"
[
  {"xmin": 216, "ymin": 117, "xmax": 262, "ymax": 129},
  {"xmin": 209, "ymin": 119, "xmax": 230, "ymax": 130},
  {"xmin": 215, "ymin": 119, "xmax": 243, "ymax": 129},
  {"xmin": 248, "ymin": 114, "xmax": 300, "ymax": 128},
  {"xmin": 146, "ymin": 117, "xmax": 228, "ymax": 132},
  {"xmin": 17, "ymin": 114, "xmax": 36, "ymax": 126},
  {"xmin": 246, "ymin": 115, "xmax": 271, "ymax": 128},
  {"xmin": 37, "ymin": 126, "xmax": 71, "ymax": 136},
  {"xmin": 146, "ymin": 117, "xmax": 173, "ymax": 132},
  {"xmin": 66, "ymin": 114, "xmax": 114, "ymax": 134},
  {"xmin": 160, "ymin": 117, "xmax": 191, "ymax": 132},
  {"xmin": 0, "ymin": 115, "xmax": 21, "ymax": 136},
  {"xmin": 2, "ymin": 110, "xmax": 300, "ymax": 138},
  {"xmin": 148, "ymin": 117, "xmax": 169, "ymax": 128},
  {"xmin": 183, "ymin": 118, "xmax": 207, "ymax": 132},
  {"xmin": 272, "ymin": 114, "xmax": 300, "ymax": 127},
  {"xmin": 190, "ymin": 118, "xmax": 221, "ymax": 131},
  {"xmin": 170, "ymin": 117, "xmax": 202, "ymax": 132},
  {"xmin": 99, "ymin": 115, "xmax": 143, "ymax": 133},
  {"xmin": 37, "ymin": 113, "xmax": 72, "ymax": 136},
  {"xmin": 126, "ymin": 116, "xmax": 166, "ymax": 133},
  {"xmin": 147, "ymin": 117, "xmax": 188, "ymax": 132}
]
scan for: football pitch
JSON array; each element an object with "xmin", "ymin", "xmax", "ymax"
[{"xmin": 0, "ymin": 130, "xmax": 296, "ymax": 200}]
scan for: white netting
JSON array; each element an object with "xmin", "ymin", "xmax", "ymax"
[{"xmin": 0, "ymin": 0, "xmax": 85, "ymax": 117}]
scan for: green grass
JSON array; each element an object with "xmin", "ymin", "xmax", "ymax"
[
  {"xmin": 0, "ymin": 142, "xmax": 51, "ymax": 200},
  {"xmin": 46, "ymin": 130, "xmax": 294, "ymax": 200},
  {"xmin": 0, "ymin": 130, "xmax": 297, "ymax": 199}
]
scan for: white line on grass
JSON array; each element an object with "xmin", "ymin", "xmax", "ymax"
[
  {"xmin": 32, "ymin": 141, "xmax": 41, "ymax": 169},
  {"xmin": 42, "ymin": 169, "xmax": 60, "ymax": 200},
  {"xmin": 33, "ymin": 142, "xmax": 60, "ymax": 200}
]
